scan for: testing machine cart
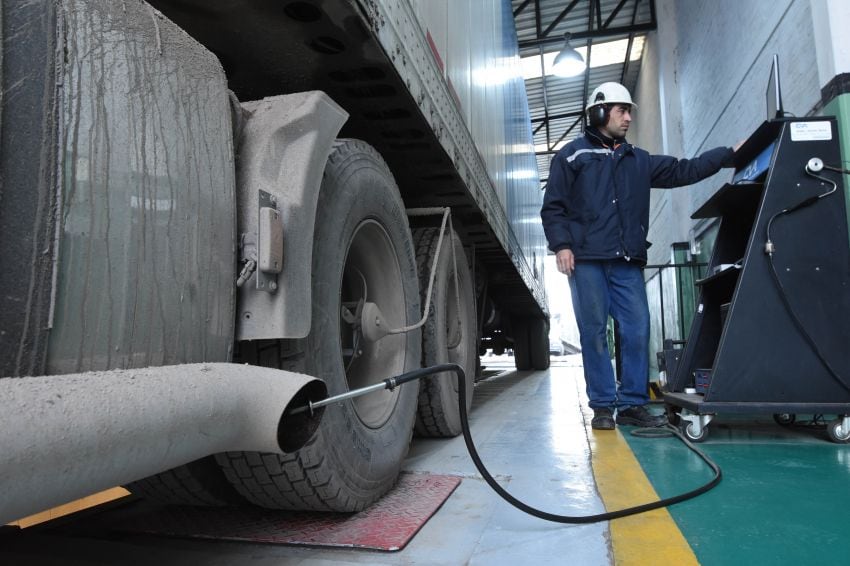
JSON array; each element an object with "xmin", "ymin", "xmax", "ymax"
[{"xmin": 662, "ymin": 116, "xmax": 850, "ymax": 443}]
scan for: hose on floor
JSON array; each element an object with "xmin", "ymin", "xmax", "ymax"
[{"xmin": 368, "ymin": 362, "xmax": 722, "ymax": 524}]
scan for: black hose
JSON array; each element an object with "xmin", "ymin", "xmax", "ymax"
[{"xmin": 401, "ymin": 362, "xmax": 722, "ymax": 524}]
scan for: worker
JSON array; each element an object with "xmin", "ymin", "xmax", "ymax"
[{"xmin": 541, "ymin": 82, "xmax": 737, "ymax": 430}]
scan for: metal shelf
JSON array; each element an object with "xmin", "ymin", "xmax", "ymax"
[
  {"xmin": 692, "ymin": 182, "xmax": 763, "ymax": 219},
  {"xmin": 695, "ymin": 264, "xmax": 741, "ymax": 287}
]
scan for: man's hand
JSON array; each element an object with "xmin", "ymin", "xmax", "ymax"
[{"xmin": 556, "ymin": 249, "xmax": 575, "ymax": 277}]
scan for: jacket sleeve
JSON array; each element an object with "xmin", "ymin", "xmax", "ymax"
[
  {"xmin": 649, "ymin": 146, "xmax": 735, "ymax": 188},
  {"xmin": 540, "ymin": 151, "xmax": 576, "ymax": 252}
]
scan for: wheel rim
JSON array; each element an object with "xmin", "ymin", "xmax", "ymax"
[
  {"xmin": 833, "ymin": 421, "xmax": 850, "ymax": 441},
  {"xmin": 339, "ymin": 220, "xmax": 407, "ymax": 429},
  {"xmin": 774, "ymin": 413, "xmax": 795, "ymax": 426},
  {"xmin": 685, "ymin": 422, "xmax": 703, "ymax": 440}
]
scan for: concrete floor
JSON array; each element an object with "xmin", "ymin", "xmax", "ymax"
[
  {"xmin": 6, "ymin": 355, "xmax": 850, "ymax": 564},
  {"xmin": 1, "ymin": 357, "xmax": 616, "ymax": 565}
]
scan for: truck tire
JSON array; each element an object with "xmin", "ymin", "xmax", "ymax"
[
  {"xmin": 412, "ymin": 227, "xmax": 476, "ymax": 437},
  {"xmin": 529, "ymin": 317, "xmax": 551, "ymax": 371},
  {"xmin": 217, "ymin": 139, "xmax": 420, "ymax": 512},
  {"xmin": 125, "ymin": 456, "xmax": 244, "ymax": 506},
  {"xmin": 513, "ymin": 318, "xmax": 532, "ymax": 370}
]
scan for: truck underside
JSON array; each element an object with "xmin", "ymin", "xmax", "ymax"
[{"xmin": 145, "ymin": 0, "xmax": 546, "ymax": 323}]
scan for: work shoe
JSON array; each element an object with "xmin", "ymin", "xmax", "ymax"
[
  {"xmin": 591, "ymin": 408, "xmax": 615, "ymax": 430},
  {"xmin": 616, "ymin": 405, "xmax": 668, "ymax": 427}
]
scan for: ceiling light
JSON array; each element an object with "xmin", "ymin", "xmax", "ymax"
[{"xmin": 551, "ymin": 33, "xmax": 586, "ymax": 77}]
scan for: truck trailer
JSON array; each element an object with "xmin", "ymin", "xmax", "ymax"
[{"xmin": 0, "ymin": 0, "xmax": 550, "ymax": 523}]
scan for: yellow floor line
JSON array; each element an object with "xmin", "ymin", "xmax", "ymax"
[{"xmin": 589, "ymin": 427, "xmax": 699, "ymax": 566}]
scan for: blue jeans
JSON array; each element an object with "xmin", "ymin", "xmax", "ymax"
[{"xmin": 568, "ymin": 260, "xmax": 650, "ymax": 409}]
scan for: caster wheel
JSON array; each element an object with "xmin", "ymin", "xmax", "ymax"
[
  {"xmin": 681, "ymin": 421, "xmax": 709, "ymax": 443},
  {"xmin": 827, "ymin": 419, "xmax": 850, "ymax": 444},
  {"xmin": 773, "ymin": 413, "xmax": 796, "ymax": 427}
]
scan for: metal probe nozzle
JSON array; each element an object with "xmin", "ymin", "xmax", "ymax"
[
  {"xmin": 287, "ymin": 364, "xmax": 463, "ymax": 417},
  {"xmin": 288, "ymin": 381, "xmax": 388, "ymax": 416}
]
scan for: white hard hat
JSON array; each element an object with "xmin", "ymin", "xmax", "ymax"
[{"xmin": 586, "ymin": 82, "xmax": 636, "ymax": 111}]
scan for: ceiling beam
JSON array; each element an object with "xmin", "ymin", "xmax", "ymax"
[
  {"xmin": 602, "ymin": 0, "xmax": 630, "ymax": 29},
  {"xmin": 518, "ymin": 21, "xmax": 656, "ymax": 49},
  {"xmin": 531, "ymin": 110, "xmax": 584, "ymax": 124},
  {"xmin": 541, "ymin": 0, "xmax": 581, "ymax": 39},
  {"xmin": 579, "ymin": 0, "xmax": 595, "ymax": 125},
  {"xmin": 620, "ymin": 0, "xmax": 642, "ymax": 82},
  {"xmin": 513, "ymin": 0, "xmax": 533, "ymax": 18},
  {"xmin": 551, "ymin": 114, "xmax": 584, "ymax": 148},
  {"xmin": 534, "ymin": 0, "xmax": 553, "ymax": 150}
]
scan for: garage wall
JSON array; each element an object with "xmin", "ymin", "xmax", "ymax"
[
  {"xmin": 629, "ymin": 0, "xmax": 824, "ymax": 375},
  {"xmin": 633, "ymin": 0, "xmax": 820, "ymax": 266}
]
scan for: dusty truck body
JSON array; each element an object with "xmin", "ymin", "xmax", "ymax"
[{"xmin": 0, "ymin": 0, "xmax": 548, "ymax": 521}]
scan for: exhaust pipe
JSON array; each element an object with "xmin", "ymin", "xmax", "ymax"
[{"xmin": 0, "ymin": 363, "xmax": 326, "ymax": 525}]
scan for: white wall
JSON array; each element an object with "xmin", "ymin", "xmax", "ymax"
[
  {"xmin": 809, "ymin": 0, "xmax": 850, "ymax": 90},
  {"xmin": 635, "ymin": 0, "xmax": 823, "ymax": 266},
  {"xmin": 629, "ymin": 0, "xmax": 843, "ymax": 375},
  {"xmin": 631, "ymin": 0, "xmax": 690, "ymax": 262}
]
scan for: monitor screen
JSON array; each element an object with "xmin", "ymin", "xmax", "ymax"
[{"xmin": 766, "ymin": 53, "xmax": 783, "ymax": 120}]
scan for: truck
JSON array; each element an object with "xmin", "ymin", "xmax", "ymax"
[{"xmin": 0, "ymin": 0, "xmax": 550, "ymax": 523}]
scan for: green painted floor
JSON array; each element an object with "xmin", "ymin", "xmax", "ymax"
[{"xmin": 622, "ymin": 414, "xmax": 850, "ymax": 565}]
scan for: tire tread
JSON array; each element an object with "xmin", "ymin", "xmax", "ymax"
[{"xmin": 412, "ymin": 227, "xmax": 475, "ymax": 437}]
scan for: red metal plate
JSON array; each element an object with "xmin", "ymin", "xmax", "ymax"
[{"xmin": 114, "ymin": 473, "xmax": 461, "ymax": 551}]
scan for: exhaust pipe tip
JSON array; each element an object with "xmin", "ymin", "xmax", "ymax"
[{"xmin": 279, "ymin": 379, "xmax": 327, "ymax": 452}]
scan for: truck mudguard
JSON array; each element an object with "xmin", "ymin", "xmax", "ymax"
[{"xmin": 235, "ymin": 92, "xmax": 348, "ymax": 340}]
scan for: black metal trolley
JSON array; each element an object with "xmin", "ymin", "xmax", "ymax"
[{"xmin": 662, "ymin": 117, "xmax": 850, "ymax": 443}]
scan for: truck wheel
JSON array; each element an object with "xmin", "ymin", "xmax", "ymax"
[
  {"xmin": 512, "ymin": 318, "xmax": 532, "ymax": 370},
  {"xmin": 218, "ymin": 139, "xmax": 420, "ymax": 512},
  {"xmin": 529, "ymin": 318, "xmax": 550, "ymax": 370},
  {"xmin": 125, "ymin": 456, "xmax": 244, "ymax": 506},
  {"xmin": 412, "ymin": 227, "xmax": 477, "ymax": 437}
]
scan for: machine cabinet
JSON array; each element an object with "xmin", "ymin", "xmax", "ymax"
[{"xmin": 663, "ymin": 117, "xmax": 850, "ymax": 442}]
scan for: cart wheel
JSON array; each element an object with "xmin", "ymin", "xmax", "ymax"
[
  {"xmin": 827, "ymin": 419, "xmax": 850, "ymax": 444},
  {"xmin": 681, "ymin": 421, "xmax": 709, "ymax": 443},
  {"xmin": 773, "ymin": 413, "xmax": 796, "ymax": 427}
]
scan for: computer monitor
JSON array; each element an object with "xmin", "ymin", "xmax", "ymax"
[{"xmin": 766, "ymin": 53, "xmax": 783, "ymax": 120}]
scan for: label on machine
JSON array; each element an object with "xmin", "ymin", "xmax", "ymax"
[{"xmin": 790, "ymin": 121, "xmax": 832, "ymax": 142}]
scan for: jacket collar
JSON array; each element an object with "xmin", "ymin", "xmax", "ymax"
[{"xmin": 585, "ymin": 127, "xmax": 627, "ymax": 149}]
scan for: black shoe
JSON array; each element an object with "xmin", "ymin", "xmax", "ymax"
[
  {"xmin": 591, "ymin": 408, "xmax": 615, "ymax": 430},
  {"xmin": 616, "ymin": 405, "xmax": 668, "ymax": 427}
]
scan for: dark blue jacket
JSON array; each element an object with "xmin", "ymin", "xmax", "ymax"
[{"xmin": 541, "ymin": 128, "xmax": 734, "ymax": 264}]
